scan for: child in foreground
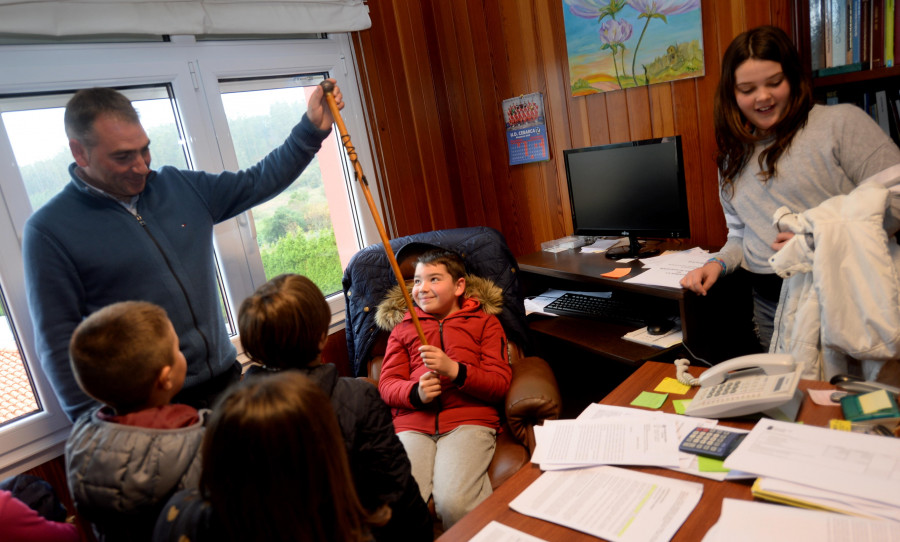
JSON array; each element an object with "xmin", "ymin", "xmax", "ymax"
[
  {"xmin": 378, "ymin": 249, "xmax": 512, "ymax": 530},
  {"xmin": 153, "ymin": 372, "xmax": 377, "ymax": 542},
  {"xmin": 65, "ymin": 301, "xmax": 206, "ymax": 542},
  {"xmin": 237, "ymin": 273, "xmax": 431, "ymax": 541}
]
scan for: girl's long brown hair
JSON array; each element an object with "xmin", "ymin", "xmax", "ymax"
[
  {"xmin": 715, "ymin": 25, "xmax": 813, "ymax": 197},
  {"xmin": 200, "ymin": 372, "xmax": 374, "ymax": 542}
]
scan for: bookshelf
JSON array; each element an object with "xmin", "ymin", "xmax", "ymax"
[{"xmin": 794, "ymin": 1, "xmax": 900, "ymax": 145}]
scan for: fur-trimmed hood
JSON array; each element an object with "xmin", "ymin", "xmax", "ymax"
[{"xmin": 374, "ymin": 275, "xmax": 503, "ymax": 331}]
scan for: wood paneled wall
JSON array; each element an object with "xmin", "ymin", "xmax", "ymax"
[{"xmin": 351, "ymin": 0, "xmax": 793, "ymax": 257}]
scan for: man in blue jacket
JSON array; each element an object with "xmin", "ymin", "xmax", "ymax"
[{"xmin": 23, "ymin": 82, "xmax": 343, "ymax": 421}]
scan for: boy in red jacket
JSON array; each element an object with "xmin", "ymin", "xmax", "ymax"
[{"xmin": 378, "ymin": 249, "xmax": 512, "ymax": 530}]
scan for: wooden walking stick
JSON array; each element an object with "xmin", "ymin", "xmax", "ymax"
[{"xmin": 319, "ymin": 80, "xmax": 427, "ymax": 345}]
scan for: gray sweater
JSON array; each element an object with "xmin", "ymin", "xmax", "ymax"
[{"xmin": 714, "ymin": 104, "xmax": 900, "ymax": 274}]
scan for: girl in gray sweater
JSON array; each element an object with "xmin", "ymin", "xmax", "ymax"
[{"xmin": 680, "ymin": 25, "xmax": 900, "ymax": 351}]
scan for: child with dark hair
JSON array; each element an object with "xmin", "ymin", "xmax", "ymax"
[
  {"xmin": 236, "ymin": 273, "xmax": 431, "ymax": 541},
  {"xmin": 378, "ymin": 249, "xmax": 512, "ymax": 530},
  {"xmin": 154, "ymin": 372, "xmax": 380, "ymax": 542},
  {"xmin": 66, "ymin": 301, "xmax": 206, "ymax": 542}
]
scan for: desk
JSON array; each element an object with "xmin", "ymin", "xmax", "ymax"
[
  {"xmin": 437, "ymin": 361, "xmax": 841, "ymax": 542},
  {"xmin": 517, "ymin": 248, "xmax": 760, "ymax": 366}
]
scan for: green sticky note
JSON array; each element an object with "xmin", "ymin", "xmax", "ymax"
[
  {"xmin": 630, "ymin": 391, "xmax": 667, "ymax": 409},
  {"xmin": 672, "ymin": 399, "xmax": 691, "ymax": 414},
  {"xmin": 697, "ymin": 455, "xmax": 729, "ymax": 472}
]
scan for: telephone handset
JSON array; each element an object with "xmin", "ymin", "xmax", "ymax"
[{"xmin": 684, "ymin": 353, "xmax": 803, "ymax": 419}]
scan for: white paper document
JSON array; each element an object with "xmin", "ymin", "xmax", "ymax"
[
  {"xmin": 468, "ymin": 521, "xmax": 548, "ymax": 542},
  {"xmin": 531, "ymin": 417, "xmax": 680, "ymax": 468},
  {"xmin": 624, "ymin": 247, "xmax": 709, "ymax": 288},
  {"xmin": 581, "ymin": 237, "xmax": 627, "ymax": 253},
  {"xmin": 702, "ymin": 499, "xmax": 900, "ymax": 542},
  {"xmin": 724, "ymin": 419, "xmax": 900, "ymax": 508},
  {"xmin": 509, "ymin": 465, "xmax": 703, "ymax": 542}
]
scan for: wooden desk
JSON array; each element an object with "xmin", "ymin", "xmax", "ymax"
[
  {"xmin": 517, "ymin": 249, "xmax": 760, "ymax": 366},
  {"xmin": 437, "ymin": 361, "xmax": 841, "ymax": 542}
]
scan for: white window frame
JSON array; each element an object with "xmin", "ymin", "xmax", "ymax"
[{"xmin": 0, "ymin": 34, "xmax": 381, "ymax": 475}]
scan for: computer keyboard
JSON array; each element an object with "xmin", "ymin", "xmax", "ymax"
[{"xmin": 543, "ymin": 293, "xmax": 655, "ymax": 328}]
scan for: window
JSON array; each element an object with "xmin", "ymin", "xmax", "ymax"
[
  {"xmin": 218, "ymin": 77, "xmax": 353, "ymax": 296},
  {"xmin": 0, "ymin": 293, "xmax": 39, "ymax": 425},
  {"xmin": 0, "ymin": 35, "xmax": 380, "ymax": 474}
]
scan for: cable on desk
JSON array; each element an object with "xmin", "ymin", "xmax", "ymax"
[
  {"xmin": 675, "ymin": 358, "xmax": 701, "ymax": 387},
  {"xmin": 679, "ymin": 340, "xmax": 714, "ymax": 368}
]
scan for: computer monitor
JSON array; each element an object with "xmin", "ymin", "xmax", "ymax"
[{"xmin": 563, "ymin": 135, "xmax": 691, "ymax": 260}]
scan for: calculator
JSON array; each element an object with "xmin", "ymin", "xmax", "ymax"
[{"xmin": 678, "ymin": 427, "xmax": 747, "ymax": 459}]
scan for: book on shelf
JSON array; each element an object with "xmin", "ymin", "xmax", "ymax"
[
  {"xmin": 896, "ymin": 0, "xmax": 900, "ymax": 61},
  {"xmin": 831, "ymin": 0, "xmax": 849, "ymax": 67},
  {"xmin": 894, "ymin": 97, "xmax": 900, "ymax": 142},
  {"xmin": 815, "ymin": 61, "xmax": 865, "ymax": 76},
  {"xmin": 811, "ymin": 0, "xmax": 828, "ymax": 71},
  {"xmin": 861, "ymin": 0, "xmax": 871, "ymax": 65},
  {"xmin": 873, "ymin": 0, "xmax": 885, "ymax": 68},
  {"xmin": 851, "ymin": 0, "xmax": 862, "ymax": 63},
  {"xmin": 875, "ymin": 90, "xmax": 892, "ymax": 135},
  {"xmin": 886, "ymin": 0, "xmax": 896, "ymax": 66}
]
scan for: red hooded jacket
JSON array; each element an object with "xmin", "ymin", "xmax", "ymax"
[{"xmin": 378, "ymin": 297, "xmax": 511, "ymax": 435}]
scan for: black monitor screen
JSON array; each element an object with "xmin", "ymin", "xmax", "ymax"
[{"xmin": 563, "ymin": 136, "xmax": 690, "ymax": 251}]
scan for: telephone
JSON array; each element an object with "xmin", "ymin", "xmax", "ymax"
[{"xmin": 683, "ymin": 353, "xmax": 804, "ymax": 419}]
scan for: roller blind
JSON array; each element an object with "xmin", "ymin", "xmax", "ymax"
[{"xmin": 0, "ymin": 0, "xmax": 370, "ymax": 36}]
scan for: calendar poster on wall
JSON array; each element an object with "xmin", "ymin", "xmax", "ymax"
[{"xmin": 503, "ymin": 92, "xmax": 549, "ymax": 166}]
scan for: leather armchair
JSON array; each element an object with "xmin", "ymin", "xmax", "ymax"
[
  {"xmin": 342, "ymin": 227, "xmax": 562, "ymax": 489},
  {"xmin": 365, "ymin": 340, "xmax": 561, "ymax": 488}
]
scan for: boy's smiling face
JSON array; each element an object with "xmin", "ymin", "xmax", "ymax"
[{"xmin": 412, "ymin": 262, "xmax": 465, "ymax": 320}]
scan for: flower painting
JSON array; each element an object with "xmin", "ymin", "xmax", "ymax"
[{"xmin": 562, "ymin": 0, "xmax": 705, "ymax": 96}]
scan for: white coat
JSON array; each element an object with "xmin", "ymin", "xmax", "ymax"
[{"xmin": 769, "ymin": 184, "xmax": 900, "ymax": 380}]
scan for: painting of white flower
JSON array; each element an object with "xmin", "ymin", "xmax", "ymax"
[{"xmin": 562, "ymin": 0, "xmax": 705, "ymax": 95}]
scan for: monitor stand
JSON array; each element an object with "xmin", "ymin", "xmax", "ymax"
[{"xmin": 605, "ymin": 235, "xmax": 660, "ymax": 260}]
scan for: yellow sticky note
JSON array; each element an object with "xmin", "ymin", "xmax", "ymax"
[
  {"xmin": 655, "ymin": 377, "xmax": 691, "ymax": 395},
  {"xmin": 858, "ymin": 389, "xmax": 892, "ymax": 414},
  {"xmin": 830, "ymin": 419, "xmax": 852, "ymax": 431},
  {"xmin": 602, "ymin": 267, "xmax": 631, "ymax": 278},
  {"xmin": 697, "ymin": 456, "xmax": 729, "ymax": 472},
  {"xmin": 672, "ymin": 399, "xmax": 691, "ymax": 415},
  {"xmin": 630, "ymin": 391, "xmax": 667, "ymax": 409}
]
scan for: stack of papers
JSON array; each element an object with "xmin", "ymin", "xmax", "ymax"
[
  {"xmin": 580, "ymin": 237, "xmax": 627, "ymax": 253},
  {"xmin": 724, "ymin": 419, "xmax": 900, "ymax": 522},
  {"xmin": 703, "ymin": 499, "xmax": 900, "ymax": 541},
  {"xmin": 751, "ymin": 478, "xmax": 900, "ymax": 522},
  {"xmin": 534, "ymin": 403, "xmax": 751, "ymax": 480},
  {"xmin": 508, "ymin": 403, "xmax": 741, "ymax": 541},
  {"xmin": 624, "ymin": 246, "xmax": 710, "ymax": 289}
]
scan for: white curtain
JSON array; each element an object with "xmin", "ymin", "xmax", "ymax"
[{"xmin": 0, "ymin": 0, "xmax": 370, "ymax": 36}]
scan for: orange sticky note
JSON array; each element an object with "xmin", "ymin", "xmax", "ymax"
[{"xmin": 602, "ymin": 267, "xmax": 631, "ymax": 278}]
